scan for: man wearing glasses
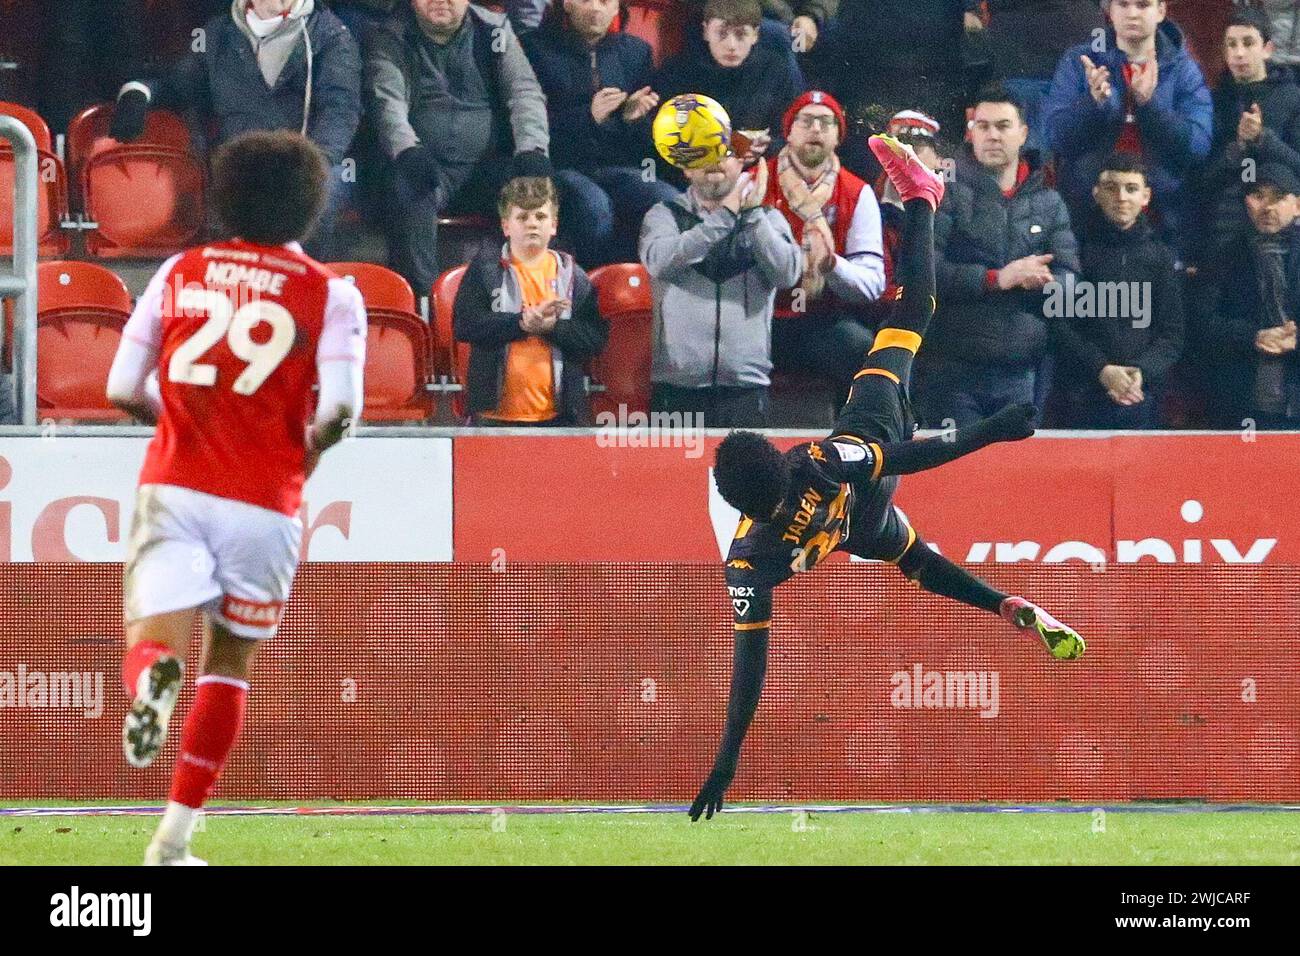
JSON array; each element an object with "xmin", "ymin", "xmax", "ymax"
[{"xmin": 764, "ymin": 90, "xmax": 887, "ymax": 408}]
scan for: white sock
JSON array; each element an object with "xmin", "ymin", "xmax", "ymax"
[{"xmin": 154, "ymin": 801, "xmax": 197, "ymax": 848}]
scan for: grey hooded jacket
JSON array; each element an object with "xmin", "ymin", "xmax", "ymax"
[{"xmin": 640, "ymin": 189, "xmax": 801, "ymax": 390}]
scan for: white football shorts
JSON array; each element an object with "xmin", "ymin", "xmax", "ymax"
[{"xmin": 123, "ymin": 483, "xmax": 303, "ymax": 640}]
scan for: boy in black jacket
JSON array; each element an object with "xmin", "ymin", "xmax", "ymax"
[
  {"xmin": 453, "ymin": 177, "xmax": 609, "ymax": 425},
  {"xmin": 1199, "ymin": 8, "xmax": 1300, "ymax": 264},
  {"xmin": 1054, "ymin": 153, "xmax": 1184, "ymax": 429}
]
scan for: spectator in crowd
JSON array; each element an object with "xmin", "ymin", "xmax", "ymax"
[
  {"xmin": 1054, "ymin": 154, "xmax": 1183, "ymax": 429},
  {"xmin": 1203, "ymin": 163, "xmax": 1300, "ymax": 429},
  {"xmin": 685, "ymin": 0, "xmax": 835, "ymax": 59},
  {"xmin": 1256, "ymin": 0, "xmax": 1300, "ymax": 68},
  {"xmin": 655, "ymin": 0, "xmax": 805, "ymax": 163},
  {"xmin": 915, "ymin": 83, "xmax": 1079, "ymax": 428},
  {"xmin": 640, "ymin": 150, "xmax": 801, "ymax": 427},
  {"xmin": 454, "ymin": 177, "xmax": 608, "ymax": 425},
  {"xmin": 764, "ymin": 91, "xmax": 885, "ymax": 400},
  {"xmin": 1044, "ymin": 0, "xmax": 1211, "ymax": 254},
  {"xmin": 982, "ymin": 0, "xmax": 1107, "ymax": 153},
  {"xmin": 1199, "ymin": 8, "xmax": 1300, "ymax": 264},
  {"xmin": 111, "ymin": 0, "xmax": 361, "ymax": 260},
  {"xmin": 522, "ymin": 0, "xmax": 679, "ymax": 266},
  {"xmin": 754, "ymin": 0, "xmax": 837, "ymax": 55},
  {"xmin": 366, "ymin": 0, "xmax": 550, "ymax": 293}
]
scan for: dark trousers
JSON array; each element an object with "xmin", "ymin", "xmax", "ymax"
[
  {"xmin": 387, "ymin": 158, "xmax": 511, "ymax": 295},
  {"xmin": 913, "ymin": 357, "xmax": 1036, "ymax": 429},
  {"xmin": 650, "ymin": 384, "xmax": 770, "ymax": 428},
  {"xmin": 1061, "ymin": 385, "xmax": 1161, "ymax": 430},
  {"xmin": 772, "ymin": 312, "xmax": 876, "ymax": 403},
  {"xmin": 554, "ymin": 167, "xmax": 679, "ymax": 267}
]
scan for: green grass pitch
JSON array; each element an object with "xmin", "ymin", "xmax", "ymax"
[{"xmin": 4, "ymin": 805, "xmax": 1299, "ymax": 865}]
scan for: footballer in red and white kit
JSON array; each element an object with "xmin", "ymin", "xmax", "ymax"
[{"xmin": 105, "ymin": 131, "xmax": 364, "ymax": 866}]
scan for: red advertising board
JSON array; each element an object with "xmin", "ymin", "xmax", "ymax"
[
  {"xmin": 454, "ymin": 433, "xmax": 1300, "ymax": 565},
  {"xmin": 3, "ymin": 563, "xmax": 1295, "ymax": 802}
]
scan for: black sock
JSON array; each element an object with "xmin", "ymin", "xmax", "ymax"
[{"xmin": 898, "ymin": 539, "xmax": 1006, "ymax": 615}]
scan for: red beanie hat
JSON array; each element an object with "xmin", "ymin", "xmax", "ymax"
[{"xmin": 781, "ymin": 90, "xmax": 847, "ymax": 139}]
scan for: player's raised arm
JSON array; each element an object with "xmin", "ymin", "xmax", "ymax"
[
  {"xmin": 826, "ymin": 401, "xmax": 1037, "ymax": 481},
  {"xmin": 106, "ymin": 254, "xmax": 181, "ymax": 424}
]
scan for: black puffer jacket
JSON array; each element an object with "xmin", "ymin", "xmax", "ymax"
[
  {"xmin": 1054, "ymin": 211, "xmax": 1184, "ymax": 390},
  {"xmin": 929, "ymin": 148, "xmax": 1080, "ymax": 368},
  {"xmin": 1202, "ymin": 222, "xmax": 1300, "ymax": 423},
  {"xmin": 1200, "ymin": 63, "xmax": 1300, "ymax": 261}
]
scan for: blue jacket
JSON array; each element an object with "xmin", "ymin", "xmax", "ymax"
[
  {"xmin": 521, "ymin": 18, "xmax": 656, "ymax": 172},
  {"xmin": 1044, "ymin": 21, "xmax": 1211, "ymax": 248},
  {"xmin": 147, "ymin": 6, "xmax": 361, "ymax": 166}
]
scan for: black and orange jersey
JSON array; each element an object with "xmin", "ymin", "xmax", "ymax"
[{"xmin": 724, "ymin": 435, "xmax": 894, "ymax": 631}]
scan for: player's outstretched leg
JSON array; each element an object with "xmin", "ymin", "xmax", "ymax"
[
  {"xmin": 145, "ymin": 620, "xmax": 259, "ymax": 866},
  {"xmin": 122, "ymin": 611, "xmax": 191, "ymax": 770},
  {"xmin": 846, "ymin": 134, "xmax": 944, "ymax": 396},
  {"xmin": 896, "ymin": 537, "xmax": 1085, "ymax": 661}
]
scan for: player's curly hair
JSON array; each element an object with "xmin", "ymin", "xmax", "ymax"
[
  {"xmin": 211, "ymin": 130, "xmax": 328, "ymax": 246},
  {"xmin": 714, "ymin": 430, "xmax": 791, "ymax": 520}
]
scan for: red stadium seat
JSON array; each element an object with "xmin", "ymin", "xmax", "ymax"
[
  {"xmin": 362, "ymin": 309, "xmax": 432, "ymax": 422},
  {"xmin": 37, "ymin": 310, "xmax": 130, "ymax": 422},
  {"xmin": 328, "ymin": 261, "xmax": 418, "ymax": 314},
  {"xmin": 0, "ymin": 147, "xmax": 71, "ymax": 256},
  {"xmin": 0, "ymin": 100, "xmax": 52, "ymax": 153},
  {"xmin": 588, "ymin": 263, "xmax": 653, "ymax": 416},
  {"xmin": 430, "ymin": 264, "xmax": 469, "ymax": 419},
  {"xmin": 327, "ymin": 262, "xmax": 431, "ymax": 421},
  {"xmin": 66, "ymin": 103, "xmax": 193, "ymax": 203},
  {"xmin": 33, "ymin": 262, "xmax": 133, "ymax": 420},
  {"xmin": 38, "ymin": 260, "xmax": 132, "ymax": 313},
  {"xmin": 82, "ymin": 146, "xmax": 204, "ymax": 258},
  {"xmin": 7, "ymin": 260, "xmax": 132, "ymax": 372},
  {"xmin": 623, "ymin": 0, "xmax": 686, "ymax": 68}
]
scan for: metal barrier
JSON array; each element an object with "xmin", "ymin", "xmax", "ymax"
[{"xmin": 0, "ymin": 114, "xmax": 36, "ymax": 426}]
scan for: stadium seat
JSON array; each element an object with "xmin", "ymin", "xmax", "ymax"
[
  {"xmin": 36, "ymin": 310, "xmax": 130, "ymax": 422},
  {"xmin": 362, "ymin": 310, "xmax": 433, "ymax": 423},
  {"xmin": 588, "ymin": 263, "xmax": 653, "ymax": 416},
  {"xmin": 435, "ymin": 213, "xmax": 495, "ymax": 273},
  {"xmin": 38, "ymin": 260, "xmax": 133, "ymax": 314},
  {"xmin": 82, "ymin": 146, "xmax": 205, "ymax": 258},
  {"xmin": 66, "ymin": 103, "xmax": 193, "ymax": 204},
  {"xmin": 0, "ymin": 146, "xmax": 71, "ymax": 257},
  {"xmin": 328, "ymin": 261, "xmax": 418, "ymax": 315},
  {"xmin": 328, "ymin": 262, "xmax": 432, "ymax": 422},
  {"xmin": 430, "ymin": 264, "xmax": 469, "ymax": 420},
  {"xmin": 0, "ymin": 100, "xmax": 52, "ymax": 153},
  {"xmin": 623, "ymin": 0, "xmax": 686, "ymax": 68},
  {"xmin": 30, "ymin": 261, "xmax": 133, "ymax": 419}
]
